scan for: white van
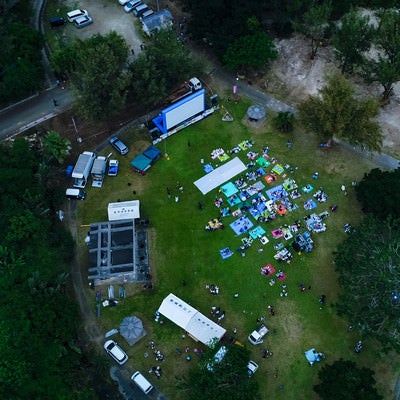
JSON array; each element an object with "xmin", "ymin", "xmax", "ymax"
[
  {"xmin": 66, "ymin": 188, "xmax": 86, "ymax": 200},
  {"xmin": 67, "ymin": 9, "xmax": 89, "ymax": 22},
  {"xmin": 131, "ymin": 371, "xmax": 153, "ymax": 394}
]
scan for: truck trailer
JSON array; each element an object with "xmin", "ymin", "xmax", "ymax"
[
  {"xmin": 91, "ymin": 156, "xmax": 107, "ymax": 188},
  {"xmin": 72, "ymin": 151, "xmax": 96, "ymax": 188}
]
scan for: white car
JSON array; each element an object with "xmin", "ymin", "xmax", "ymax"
[
  {"xmin": 118, "ymin": 0, "xmax": 130, "ymax": 4},
  {"xmin": 247, "ymin": 360, "xmax": 259, "ymax": 377},
  {"xmin": 124, "ymin": 0, "xmax": 142, "ymax": 13},
  {"xmin": 104, "ymin": 340, "xmax": 128, "ymax": 365},
  {"xmin": 67, "ymin": 9, "xmax": 89, "ymax": 23}
]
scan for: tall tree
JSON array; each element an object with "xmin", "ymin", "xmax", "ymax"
[
  {"xmin": 298, "ymin": 72, "xmax": 382, "ymax": 151},
  {"xmin": 294, "ymin": 0, "xmax": 332, "ymax": 59},
  {"xmin": 363, "ymin": 9, "xmax": 400, "ymax": 102},
  {"xmin": 128, "ymin": 28, "xmax": 203, "ymax": 107},
  {"xmin": 223, "ymin": 17, "xmax": 277, "ymax": 71},
  {"xmin": 51, "ymin": 32, "xmax": 130, "ymax": 121},
  {"xmin": 314, "ymin": 359, "xmax": 383, "ymax": 400},
  {"xmin": 42, "ymin": 131, "xmax": 71, "ymax": 164},
  {"xmin": 355, "ymin": 168, "xmax": 400, "ymax": 220},
  {"xmin": 332, "ymin": 8, "xmax": 373, "ymax": 74},
  {"xmin": 335, "ymin": 217, "xmax": 400, "ymax": 351}
]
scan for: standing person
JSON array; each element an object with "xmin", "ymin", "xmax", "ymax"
[
  {"xmin": 53, "ymin": 99, "xmax": 58, "ymax": 107},
  {"xmin": 286, "ymin": 140, "xmax": 292, "ymax": 148},
  {"xmin": 166, "ymin": 187, "xmax": 171, "ymax": 199},
  {"xmin": 341, "ymin": 184, "xmax": 347, "ymax": 195}
]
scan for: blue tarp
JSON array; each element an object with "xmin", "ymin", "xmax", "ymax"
[{"xmin": 143, "ymin": 145, "xmax": 161, "ymax": 162}]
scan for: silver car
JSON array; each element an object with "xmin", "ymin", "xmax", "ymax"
[{"xmin": 74, "ymin": 15, "xmax": 93, "ymax": 29}]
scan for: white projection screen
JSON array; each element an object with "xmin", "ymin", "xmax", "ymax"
[{"xmin": 164, "ymin": 90, "xmax": 205, "ymax": 130}]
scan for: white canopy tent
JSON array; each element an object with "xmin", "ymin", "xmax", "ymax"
[
  {"xmin": 193, "ymin": 157, "xmax": 246, "ymax": 195},
  {"xmin": 158, "ymin": 293, "xmax": 226, "ymax": 346},
  {"xmin": 108, "ymin": 200, "xmax": 140, "ymax": 221}
]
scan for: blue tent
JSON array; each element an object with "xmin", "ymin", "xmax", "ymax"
[
  {"xmin": 304, "ymin": 348, "xmax": 321, "ymax": 365},
  {"xmin": 130, "ymin": 154, "xmax": 152, "ymax": 174}
]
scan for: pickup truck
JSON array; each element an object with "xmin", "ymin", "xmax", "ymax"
[{"xmin": 248, "ymin": 324, "xmax": 269, "ymax": 345}]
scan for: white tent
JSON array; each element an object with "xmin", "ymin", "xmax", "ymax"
[
  {"xmin": 108, "ymin": 200, "xmax": 140, "ymax": 221},
  {"xmin": 158, "ymin": 293, "xmax": 226, "ymax": 346},
  {"xmin": 193, "ymin": 157, "xmax": 246, "ymax": 195}
]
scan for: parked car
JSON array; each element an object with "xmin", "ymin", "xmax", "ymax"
[
  {"xmin": 50, "ymin": 16, "xmax": 66, "ymax": 28},
  {"xmin": 74, "ymin": 15, "xmax": 93, "ymax": 29},
  {"xmin": 118, "ymin": 0, "xmax": 130, "ymax": 4},
  {"xmin": 104, "ymin": 340, "xmax": 128, "ymax": 365},
  {"xmin": 109, "ymin": 136, "xmax": 129, "ymax": 155},
  {"xmin": 133, "ymin": 3, "xmax": 149, "ymax": 17},
  {"xmin": 140, "ymin": 9, "xmax": 154, "ymax": 20},
  {"xmin": 67, "ymin": 9, "xmax": 89, "ymax": 22},
  {"xmin": 247, "ymin": 360, "xmax": 259, "ymax": 377},
  {"xmin": 131, "ymin": 371, "xmax": 154, "ymax": 394},
  {"xmin": 124, "ymin": 0, "xmax": 142, "ymax": 13}
]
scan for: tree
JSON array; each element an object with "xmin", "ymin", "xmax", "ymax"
[
  {"xmin": 223, "ymin": 17, "xmax": 277, "ymax": 71},
  {"xmin": 0, "ymin": 22, "xmax": 44, "ymax": 106},
  {"xmin": 355, "ymin": 168, "xmax": 400, "ymax": 220},
  {"xmin": 332, "ymin": 8, "xmax": 373, "ymax": 74},
  {"xmin": 314, "ymin": 359, "xmax": 383, "ymax": 400},
  {"xmin": 298, "ymin": 72, "xmax": 382, "ymax": 151},
  {"xmin": 128, "ymin": 28, "xmax": 203, "ymax": 107},
  {"xmin": 51, "ymin": 32, "xmax": 130, "ymax": 121},
  {"xmin": 272, "ymin": 111, "xmax": 295, "ymax": 133},
  {"xmin": 42, "ymin": 131, "xmax": 71, "ymax": 164},
  {"xmin": 363, "ymin": 9, "xmax": 400, "ymax": 102},
  {"xmin": 334, "ymin": 217, "xmax": 400, "ymax": 351},
  {"xmin": 186, "ymin": 343, "xmax": 260, "ymax": 400},
  {"xmin": 185, "ymin": 0, "xmax": 259, "ymax": 58},
  {"xmin": 294, "ymin": 0, "xmax": 332, "ymax": 59}
]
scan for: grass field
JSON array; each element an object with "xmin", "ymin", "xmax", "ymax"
[{"xmin": 77, "ymin": 98, "xmax": 398, "ymax": 399}]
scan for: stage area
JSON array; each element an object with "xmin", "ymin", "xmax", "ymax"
[{"xmin": 194, "ymin": 157, "xmax": 247, "ymax": 195}]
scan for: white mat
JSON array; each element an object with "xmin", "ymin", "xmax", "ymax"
[{"xmin": 194, "ymin": 157, "xmax": 247, "ymax": 195}]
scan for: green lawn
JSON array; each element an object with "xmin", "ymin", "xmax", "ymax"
[{"xmin": 77, "ymin": 98, "xmax": 397, "ymax": 399}]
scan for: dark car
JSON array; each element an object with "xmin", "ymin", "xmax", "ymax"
[{"xmin": 50, "ymin": 16, "xmax": 66, "ymax": 28}]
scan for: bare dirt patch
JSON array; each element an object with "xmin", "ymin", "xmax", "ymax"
[{"xmin": 267, "ymin": 35, "xmax": 400, "ymax": 158}]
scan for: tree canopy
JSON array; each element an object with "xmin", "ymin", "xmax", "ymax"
[
  {"xmin": 128, "ymin": 28, "xmax": 203, "ymax": 107},
  {"xmin": 363, "ymin": 8, "xmax": 400, "ymax": 101},
  {"xmin": 334, "ymin": 216, "xmax": 400, "ymax": 351},
  {"xmin": 355, "ymin": 168, "xmax": 400, "ymax": 220},
  {"xmin": 0, "ymin": 138, "xmax": 97, "ymax": 399},
  {"xmin": 185, "ymin": 343, "xmax": 260, "ymax": 400},
  {"xmin": 223, "ymin": 17, "xmax": 277, "ymax": 71},
  {"xmin": 314, "ymin": 359, "xmax": 383, "ymax": 400},
  {"xmin": 332, "ymin": 8, "xmax": 373, "ymax": 74},
  {"xmin": 298, "ymin": 72, "xmax": 382, "ymax": 151},
  {"xmin": 51, "ymin": 32, "xmax": 130, "ymax": 121}
]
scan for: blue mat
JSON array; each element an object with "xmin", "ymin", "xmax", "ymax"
[
  {"xmin": 220, "ymin": 247, "xmax": 233, "ymax": 259},
  {"xmin": 221, "ymin": 182, "xmax": 239, "ymax": 197},
  {"xmin": 230, "ymin": 216, "xmax": 254, "ymax": 235},
  {"xmin": 249, "ymin": 226, "xmax": 266, "ymax": 239},
  {"xmin": 304, "ymin": 199, "xmax": 317, "ymax": 210},
  {"xmin": 204, "ymin": 163, "xmax": 214, "ymax": 173},
  {"xmin": 265, "ymin": 184, "xmax": 288, "ymax": 201}
]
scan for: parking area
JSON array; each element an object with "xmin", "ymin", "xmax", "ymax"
[{"xmin": 64, "ymin": 0, "xmax": 144, "ymax": 54}]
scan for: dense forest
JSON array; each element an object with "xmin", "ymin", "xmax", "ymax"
[{"xmin": 0, "ymin": 137, "xmax": 106, "ymax": 399}]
